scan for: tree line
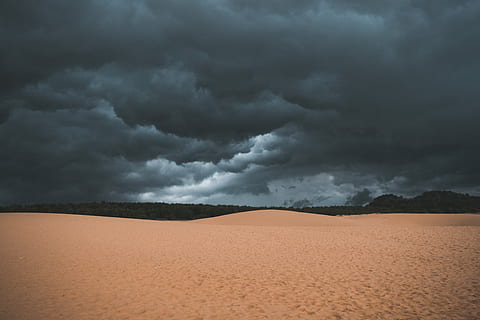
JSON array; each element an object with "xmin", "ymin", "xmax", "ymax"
[{"xmin": 1, "ymin": 191, "xmax": 479, "ymax": 220}]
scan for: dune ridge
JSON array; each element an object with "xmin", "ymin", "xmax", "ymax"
[
  {"xmin": 195, "ymin": 209, "xmax": 480, "ymax": 227},
  {"xmin": 1, "ymin": 211, "xmax": 479, "ymax": 320},
  {"xmin": 194, "ymin": 209, "xmax": 357, "ymax": 226}
]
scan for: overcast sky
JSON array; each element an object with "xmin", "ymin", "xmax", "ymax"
[{"xmin": 1, "ymin": 0, "xmax": 479, "ymax": 206}]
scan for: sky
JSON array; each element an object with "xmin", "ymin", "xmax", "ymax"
[{"xmin": 1, "ymin": 0, "xmax": 479, "ymax": 206}]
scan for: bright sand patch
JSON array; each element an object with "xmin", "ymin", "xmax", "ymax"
[{"xmin": 1, "ymin": 210, "xmax": 479, "ymax": 320}]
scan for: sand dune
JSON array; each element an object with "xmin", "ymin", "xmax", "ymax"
[
  {"xmin": 344, "ymin": 213, "xmax": 480, "ymax": 226},
  {"xmin": 196, "ymin": 210, "xmax": 480, "ymax": 227},
  {"xmin": 1, "ymin": 211, "xmax": 479, "ymax": 320},
  {"xmin": 195, "ymin": 209, "xmax": 357, "ymax": 226}
]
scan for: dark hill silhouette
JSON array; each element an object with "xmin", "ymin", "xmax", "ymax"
[
  {"xmin": 367, "ymin": 194, "xmax": 405, "ymax": 208},
  {"xmin": 368, "ymin": 191, "xmax": 480, "ymax": 213}
]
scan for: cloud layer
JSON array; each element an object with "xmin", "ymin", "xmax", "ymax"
[{"xmin": 1, "ymin": 0, "xmax": 479, "ymax": 205}]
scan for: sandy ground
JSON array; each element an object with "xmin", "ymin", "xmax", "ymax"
[{"xmin": 1, "ymin": 211, "xmax": 479, "ymax": 320}]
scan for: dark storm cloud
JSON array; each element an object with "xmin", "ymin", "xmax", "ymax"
[{"xmin": 1, "ymin": 0, "xmax": 479, "ymax": 205}]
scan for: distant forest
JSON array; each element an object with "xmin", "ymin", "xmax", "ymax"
[{"xmin": 1, "ymin": 191, "xmax": 479, "ymax": 220}]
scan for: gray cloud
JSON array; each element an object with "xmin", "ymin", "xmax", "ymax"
[
  {"xmin": 346, "ymin": 189, "xmax": 373, "ymax": 206},
  {"xmin": 1, "ymin": 0, "xmax": 479, "ymax": 205}
]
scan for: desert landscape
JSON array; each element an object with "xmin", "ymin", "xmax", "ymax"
[
  {"xmin": 1, "ymin": 210, "xmax": 479, "ymax": 320},
  {"xmin": 3, "ymin": 1, "xmax": 480, "ymax": 319}
]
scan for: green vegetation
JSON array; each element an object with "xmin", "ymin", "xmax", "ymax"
[
  {"xmin": 367, "ymin": 191, "xmax": 480, "ymax": 213},
  {"xmin": 1, "ymin": 191, "xmax": 479, "ymax": 220}
]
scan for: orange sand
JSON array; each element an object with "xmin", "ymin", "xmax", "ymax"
[{"xmin": 1, "ymin": 210, "xmax": 479, "ymax": 320}]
